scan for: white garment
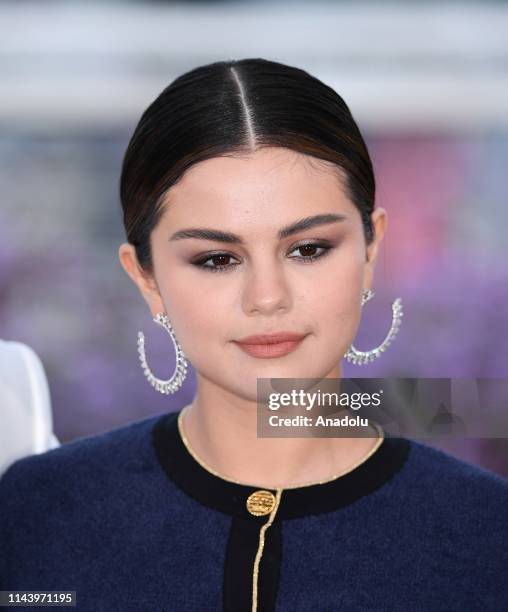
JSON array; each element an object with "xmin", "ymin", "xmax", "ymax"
[{"xmin": 0, "ymin": 339, "xmax": 59, "ymax": 477}]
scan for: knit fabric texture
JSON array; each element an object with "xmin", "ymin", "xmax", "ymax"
[{"xmin": 1, "ymin": 411, "xmax": 507, "ymax": 611}]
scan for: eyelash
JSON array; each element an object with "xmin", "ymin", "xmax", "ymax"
[{"xmin": 191, "ymin": 242, "xmax": 333, "ymax": 274}]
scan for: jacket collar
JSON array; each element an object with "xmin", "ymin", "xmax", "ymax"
[{"xmin": 152, "ymin": 409, "xmax": 411, "ymax": 521}]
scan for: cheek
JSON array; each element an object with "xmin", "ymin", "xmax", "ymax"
[
  {"xmin": 305, "ymin": 251, "xmax": 364, "ymax": 349},
  {"xmin": 157, "ymin": 272, "xmax": 232, "ymax": 365},
  {"xmin": 309, "ymin": 246, "xmax": 364, "ymax": 314}
]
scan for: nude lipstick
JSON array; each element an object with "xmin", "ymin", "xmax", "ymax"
[{"xmin": 233, "ymin": 332, "xmax": 308, "ymax": 359}]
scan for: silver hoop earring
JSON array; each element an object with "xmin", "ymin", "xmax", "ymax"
[
  {"xmin": 344, "ymin": 289, "xmax": 403, "ymax": 365},
  {"xmin": 137, "ymin": 313, "xmax": 188, "ymax": 394}
]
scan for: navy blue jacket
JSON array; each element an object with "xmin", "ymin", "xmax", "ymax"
[{"xmin": 1, "ymin": 409, "xmax": 507, "ymax": 611}]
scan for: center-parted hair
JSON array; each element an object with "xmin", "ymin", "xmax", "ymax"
[{"xmin": 120, "ymin": 57, "xmax": 376, "ymax": 274}]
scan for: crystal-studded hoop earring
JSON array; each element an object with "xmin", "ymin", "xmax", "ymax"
[
  {"xmin": 343, "ymin": 289, "xmax": 403, "ymax": 365},
  {"xmin": 137, "ymin": 313, "xmax": 188, "ymax": 394}
]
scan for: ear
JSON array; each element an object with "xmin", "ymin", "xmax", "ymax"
[
  {"xmin": 118, "ymin": 243, "xmax": 165, "ymax": 318},
  {"xmin": 363, "ymin": 207, "xmax": 387, "ymax": 290}
]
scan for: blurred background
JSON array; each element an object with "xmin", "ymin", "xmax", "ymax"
[{"xmin": 0, "ymin": 0, "xmax": 507, "ymax": 476}]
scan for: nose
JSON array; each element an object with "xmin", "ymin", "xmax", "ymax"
[{"xmin": 242, "ymin": 257, "xmax": 292, "ymax": 316}]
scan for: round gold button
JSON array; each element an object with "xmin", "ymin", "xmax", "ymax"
[{"xmin": 246, "ymin": 490, "xmax": 276, "ymax": 516}]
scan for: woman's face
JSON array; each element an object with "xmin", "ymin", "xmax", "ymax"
[{"xmin": 120, "ymin": 147, "xmax": 386, "ymax": 402}]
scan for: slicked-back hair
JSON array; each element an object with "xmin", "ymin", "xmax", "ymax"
[{"xmin": 120, "ymin": 58, "xmax": 376, "ymax": 275}]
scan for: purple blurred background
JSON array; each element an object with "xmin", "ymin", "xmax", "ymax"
[{"xmin": 1, "ymin": 1, "xmax": 507, "ymax": 477}]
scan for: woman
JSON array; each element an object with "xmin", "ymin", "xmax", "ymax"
[{"xmin": 1, "ymin": 58, "xmax": 506, "ymax": 611}]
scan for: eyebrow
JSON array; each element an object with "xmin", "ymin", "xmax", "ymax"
[{"xmin": 168, "ymin": 213, "xmax": 348, "ymax": 244}]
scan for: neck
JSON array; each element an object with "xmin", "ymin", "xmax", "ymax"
[{"xmin": 179, "ymin": 374, "xmax": 382, "ymax": 489}]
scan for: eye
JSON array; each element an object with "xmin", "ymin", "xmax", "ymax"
[
  {"xmin": 192, "ymin": 252, "xmax": 240, "ymax": 274},
  {"xmin": 192, "ymin": 241, "xmax": 333, "ymax": 274},
  {"xmin": 288, "ymin": 242, "xmax": 333, "ymax": 263}
]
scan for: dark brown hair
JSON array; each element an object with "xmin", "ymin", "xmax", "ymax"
[{"xmin": 120, "ymin": 57, "xmax": 375, "ymax": 274}]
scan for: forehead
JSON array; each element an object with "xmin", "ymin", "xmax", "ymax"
[{"xmin": 159, "ymin": 147, "xmax": 354, "ymax": 229}]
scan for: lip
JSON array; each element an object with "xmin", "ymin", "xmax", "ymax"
[
  {"xmin": 233, "ymin": 332, "xmax": 308, "ymax": 359},
  {"xmin": 236, "ymin": 332, "xmax": 307, "ymax": 345}
]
